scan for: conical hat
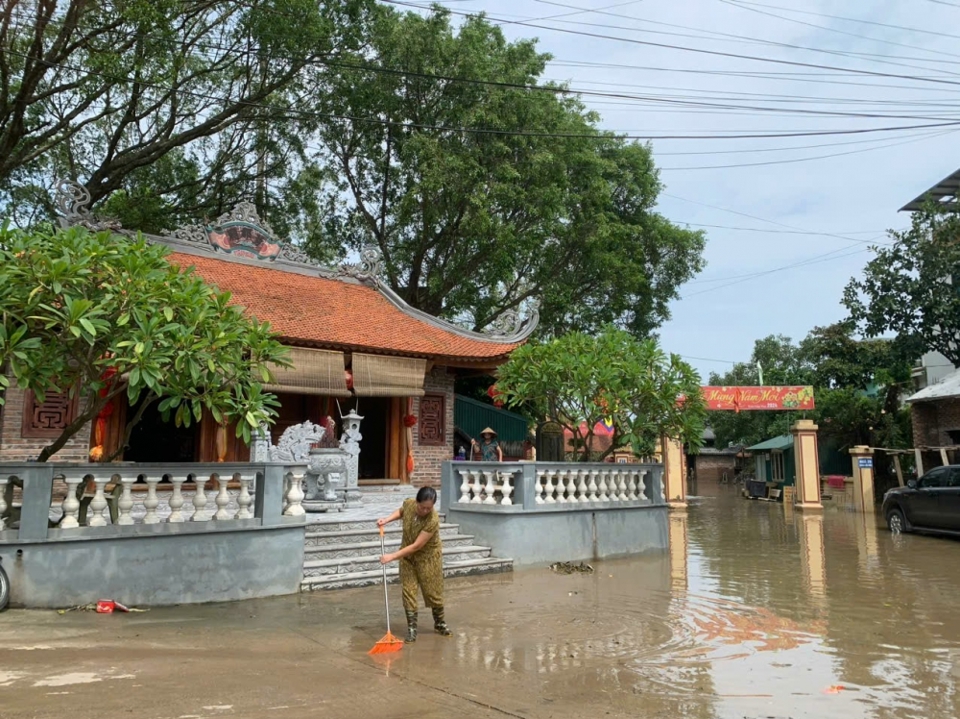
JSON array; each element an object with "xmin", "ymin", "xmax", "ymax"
[{"xmin": 480, "ymin": 427, "xmax": 497, "ymax": 436}]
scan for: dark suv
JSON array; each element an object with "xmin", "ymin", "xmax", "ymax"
[{"xmin": 882, "ymin": 465, "xmax": 960, "ymax": 536}]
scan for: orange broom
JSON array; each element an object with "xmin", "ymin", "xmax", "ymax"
[{"xmin": 368, "ymin": 525, "xmax": 404, "ymax": 655}]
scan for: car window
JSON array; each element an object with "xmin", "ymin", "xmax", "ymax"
[
  {"xmin": 920, "ymin": 467, "xmax": 947, "ymax": 488},
  {"xmin": 947, "ymin": 468, "xmax": 960, "ymax": 488}
]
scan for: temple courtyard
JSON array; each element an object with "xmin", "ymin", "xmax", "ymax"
[{"xmin": 2, "ymin": 485, "xmax": 959, "ymax": 719}]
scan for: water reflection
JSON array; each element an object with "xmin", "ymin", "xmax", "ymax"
[
  {"xmin": 352, "ymin": 485, "xmax": 960, "ymax": 718},
  {"xmin": 798, "ymin": 512, "xmax": 827, "ymax": 605}
]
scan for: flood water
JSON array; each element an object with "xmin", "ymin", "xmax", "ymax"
[
  {"xmin": 4, "ymin": 483, "xmax": 960, "ymax": 719},
  {"xmin": 649, "ymin": 483, "xmax": 960, "ymax": 719},
  {"xmin": 341, "ymin": 482, "xmax": 960, "ymax": 719}
]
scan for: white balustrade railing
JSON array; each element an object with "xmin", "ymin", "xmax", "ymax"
[
  {"xmin": 454, "ymin": 466, "xmax": 523, "ymax": 506},
  {"xmin": 0, "ymin": 462, "xmax": 305, "ymax": 538},
  {"xmin": 447, "ymin": 461, "xmax": 664, "ymax": 512}
]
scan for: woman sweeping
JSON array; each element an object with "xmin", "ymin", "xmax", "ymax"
[{"xmin": 377, "ymin": 487, "xmax": 451, "ymax": 642}]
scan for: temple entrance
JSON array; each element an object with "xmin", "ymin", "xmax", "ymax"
[
  {"xmin": 124, "ymin": 397, "xmax": 198, "ymax": 463},
  {"xmin": 341, "ymin": 397, "xmax": 389, "ymax": 480}
]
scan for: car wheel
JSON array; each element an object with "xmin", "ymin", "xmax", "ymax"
[
  {"xmin": 886, "ymin": 507, "xmax": 906, "ymax": 534},
  {"xmin": 0, "ymin": 562, "xmax": 8, "ymax": 612}
]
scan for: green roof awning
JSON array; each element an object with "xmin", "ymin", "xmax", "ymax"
[{"xmin": 747, "ymin": 435, "xmax": 794, "ymax": 452}]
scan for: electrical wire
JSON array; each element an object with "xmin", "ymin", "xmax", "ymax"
[
  {"xmin": 726, "ymin": 0, "xmax": 960, "ymax": 42},
  {"xmin": 717, "ymin": 0, "xmax": 960, "ymax": 63},
  {"xmin": 8, "ymin": 12, "xmax": 959, "ymax": 127},
  {"xmin": 659, "ymin": 127, "xmax": 957, "ymax": 171},
  {"xmin": 663, "ymin": 193, "xmax": 891, "ymax": 248},
  {"xmin": 529, "ymin": 0, "xmax": 960, "ymax": 72},
  {"xmin": 680, "ymin": 245, "xmax": 871, "ymax": 299},
  {"xmin": 381, "ymin": 0, "xmax": 960, "ymax": 88},
  {"xmin": 7, "ymin": 46, "xmax": 960, "ymax": 141}
]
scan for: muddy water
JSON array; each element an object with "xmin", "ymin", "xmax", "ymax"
[
  {"xmin": 343, "ymin": 484, "xmax": 960, "ymax": 719},
  {"xmin": 4, "ymin": 486, "xmax": 960, "ymax": 719}
]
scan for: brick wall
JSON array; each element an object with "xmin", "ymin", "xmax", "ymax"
[
  {"xmin": 410, "ymin": 367, "xmax": 455, "ymax": 488},
  {"xmin": 911, "ymin": 399, "xmax": 959, "ymax": 447},
  {"xmin": 911, "ymin": 398, "xmax": 960, "ymax": 467},
  {"xmin": 693, "ymin": 454, "xmax": 737, "ymax": 482},
  {"xmin": 0, "ymin": 382, "xmax": 93, "ymax": 463}
]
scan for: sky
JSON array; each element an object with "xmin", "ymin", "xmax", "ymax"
[{"xmin": 396, "ymin": 0, "xmax": 960, "ymax": 381}]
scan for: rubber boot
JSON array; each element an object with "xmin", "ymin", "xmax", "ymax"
[
  {"xmin": 432, "ymin": 606, "xmax": 452, "ymax": 636},
  {"xmin": 404, "ymin": 610, "xmax": 418, "ymax": 643}
]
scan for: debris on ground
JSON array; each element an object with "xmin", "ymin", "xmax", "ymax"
[
  {"xmin": 549, "ymin": 561, "xmax": 594, "ymax": 575},
  {"xmin": 57, "ymin": 601, "xmax": 148, "ymax": 615}
]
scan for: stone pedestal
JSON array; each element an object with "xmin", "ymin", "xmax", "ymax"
[
  {"xmin": 849, "ymin": 445, "xmax": 877, "ymax": 514},
  {"xmin": 790, "ymin": 419, "xmax": 823, "ymax": 511},
  {"xmin": 661, "ymin": 435, "xmax": 687, "ymax": 509},
  {"xmin": 303, "ymin": 447, "xmax": 348, "ymax": 513}
]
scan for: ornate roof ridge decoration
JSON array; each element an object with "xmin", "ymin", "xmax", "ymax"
[
  {"xmin": 372, "ymin": 273, "xmax": 540, "ymax": 344},
  {"xmin": 55, "ymin": 180, "xmax": 122, "ymax": 232},
  {"xmin": 54, "ymin": 180, "xmax": 539, "ymax": 345},
  {"xmin": 337, "ymin": 246, "xmax": 385, "ymax": 286}
]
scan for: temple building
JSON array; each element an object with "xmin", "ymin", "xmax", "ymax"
[{"xmin": 0, "ymin": 184, "xmax": 537, "ymax": 487}]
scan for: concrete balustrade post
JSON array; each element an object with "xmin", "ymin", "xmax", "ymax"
[{"xmin": 18, "ymin": 465, "xmax": 54, "ymax": 541}]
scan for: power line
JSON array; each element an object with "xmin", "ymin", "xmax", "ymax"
[
  {"xmin": 664, "ymin": 194, "xmax": 893, "ymax": 248},
  {"xmin": 8, "ymin": 13, "xmax": 958, "ymax": 127},
  {"xmin": 530, "ymin": 0, "xmax": 960, "ymax": 72},
  {"xmin": 381, "ymin": 0, "xmax": 960, "ymax": 88},
  {"xmin": 8, "ymin": 46, "xmax": 960, "ymax": 142},
  {"xmin": 727, "ymin": 0, "xmax": 960, "ymax": 42},
  {"xmin": 680, "ymin": 245, "xmax": 871, "ymax": 298},
  {"xmin": 679, "ymin": 354, "xmax": 739, "ymax": 365},
  {"xmin": 678, "ymin": 223, "xmax": 894, "ymax": 237},
  {"xmin": 718, "ymin": 0, "xmax": 960, "ymax": 63},
  {"xmin": 659, "ymin": 127, "xmax": 957, "ymax": 170}
]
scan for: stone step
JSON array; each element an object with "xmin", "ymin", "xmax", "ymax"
[
  {"xmin": 305, "ymin": 522, "xmax": 458, "ymax": 541},
  {"xmin": 300, "ymin": 557, "xmax": 513, "ymax": 591},
  {"xmin": 304, "ymin": 534, "xmax": 476, "ymax": 558},
  {"xmin": 303, "ymin": 545, "xmax": 493, "ymax": 577},
  {"xmin": 359, "ymin": 481, "xmax": 413, "ymax": 490}
]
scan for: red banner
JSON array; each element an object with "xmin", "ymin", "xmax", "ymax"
[{"xmin": 701, "ymin": 386, "xmax": 815, "ymax": 412}]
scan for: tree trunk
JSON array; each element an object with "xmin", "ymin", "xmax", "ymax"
[
  {"xmin": 36, "ymin": 402, "xmax": 102, "ymax": 462},
  {"xmin": 104, "ymin": 392, "xmax": 158, "ymax": 463}
]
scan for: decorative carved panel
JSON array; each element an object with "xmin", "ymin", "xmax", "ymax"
[
  {"xmin": 21, "ymin": 389, "xmax": 79, "ymax": 439},
  {"xmin": 418, "ymin": 394, "xmax": 445, "ymax": 447}
]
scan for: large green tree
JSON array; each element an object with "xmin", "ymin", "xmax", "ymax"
[
  {"xmin": 843, "ymin": 202, "xmax": 960, "ymax": 366},
  {"xmin": 307, "ymin": 7, "xmax": 705, "ymax": 336},
  {"xmin": 494, "ymin": 328, "xmax": 707, "ymax": 460},
  {"xmin": 0, "ymin": 0, "xmax": 373, "ymax": 258},
  {"xmin": 0, "ymin": 225, "xmax": 288, "ymax": 462}
]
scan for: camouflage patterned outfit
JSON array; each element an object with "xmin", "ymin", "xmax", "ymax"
[{"xmin": 398, "ymin": 498, "xmax": 450, "ymax": 640}]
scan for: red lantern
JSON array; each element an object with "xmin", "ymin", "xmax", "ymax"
[{"xmin": 487, "ymin": 384, "xmax": 504, "ymax": 408}]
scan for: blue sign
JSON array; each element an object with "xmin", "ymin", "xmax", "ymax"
[{"xmin": 858, "ymin": 458, "xmax": 873, "ymax": 469}]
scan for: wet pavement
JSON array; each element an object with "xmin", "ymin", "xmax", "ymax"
[{"xmin": 3, "ymin": 483, "xmax": 960, "ymax": 719}]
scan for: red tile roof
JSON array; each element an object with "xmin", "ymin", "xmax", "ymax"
[{"xmin": 168, "ymin": 252, "xmax": 521, "ymax": 362}]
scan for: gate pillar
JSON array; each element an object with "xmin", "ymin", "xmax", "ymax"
[
  {"xmin": 661, "ymin": 435, "xmax": 687, "ymax": 509},
  {"xmin": 790, "ymin": 419, "xmax": 823, "ymax": 511},
  {"xmin": 849, "ymin": 445, "xmax": 877, "ymax": 514}
]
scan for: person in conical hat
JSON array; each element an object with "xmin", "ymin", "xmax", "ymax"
[{"xmin": 471, "ymin": 427, "xmax": 502, "ymax": 462}]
